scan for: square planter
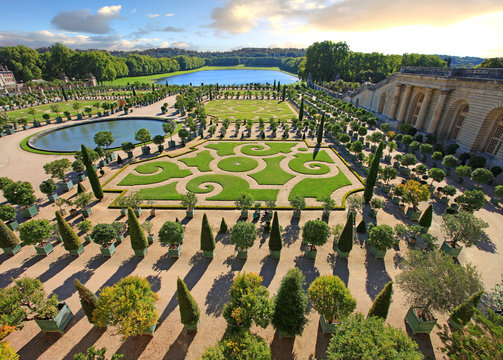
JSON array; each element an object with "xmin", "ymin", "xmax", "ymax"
[
  {"xmin": 56, "ymin": 117, "xmax": 63, "ymax": 123},
  {"xmin": 120, "ymin": 208, "xmax": 127, "ymax": 216},
  {"xmin": 304, "ymin": 245, "xmax": 317, "ymax": 259},
  {"xmin": 35, "ymin": 242, "xmax": 54, "ymax": 256},
  {"xmin": 83, "ymin": 235, "xmax": 92, "ymax": 244},
  {"xmin": 240, "ymin": 210, "xmax": 249, "ymax": 218},
  {"xmin": 370, "ymin": 245, "xmax": 386, "ymax": 259},
  {"xmin": 7, "ymin": 219, "xmax": 18, "ymax": 231},
  {"xmin": 35, "ymin": 302, "xmax": 73, "ymax": 334},
  {"xmin": 134, "ymin": 208, "xmax": 142, "ymax": 217},
  {"xmin": 405, "ymin": 307, "xmax": 437, "ymax": 335},
  {"xmin": 6, "ymin": 128, "xmax": 15, "ymax": 135},
  {"xmin": 157, "ymin": 145, "xmax": 164, "ymax": 153},
  {"xmin": 77, "ymin": 173, "xmax": 86, "ymax": 182},
  {"xmin": 270, "ymin": 250, "xmax": 281, "ymax": 259},
  {"xmin": 115, "ymin": 234, "xmax": 124, "ymax": 243},
  {"xmin": 203, "ymin": 250, "xmax": 214, "ymax": 258},
  {"xmin": 406, "ymin": 208, "xmax": 421, "ymax": 221},
  {"xmin": 293, "ymin": 210, "xmax": 301, "ymax": 219},
  {"xmin": 440, "ymin": 241, "xmax": 462, "ymax": 257},
  {"xmin": 253, "ymin": 212, "xmax": 260, "ymax": 220},
  {"xmin": 142, "ymin": 324, "xmax": 157, "ymax": 336},
  {"xmin": 20, "ymin": 204, "xmax": 38, "ymax": 218},
  {"xmin": 141, "ymin": 146, "xmax": 150, "ymax": 155},
  {"xmin": 61, "ymin": 180, "xmax": 74, "ymax": 192},
  {"xmin": 109, "ymin": 152, "xmax": 116, "ymax": 160},
  {"xmin": 81, "ymin": 208, "xmax": 92, "ymax": 218},
  {"xmin": 2, "ymin": 243, "xmax": 22, "ymax": 255},
  {"xmin": 183, "ymin": 320, "xmax": 199, "ymax": 331},
  {"xmin": 336, "ymin": 248, "xmax": 350, "ymax": 258},
  {"xmin": 186, "ymin": 209, "xmax": 194, "ymax": 218},
  {"xmin": 400, "ymin": 167, "xmax": 411, "ymax": 177},
  {"xmin": 384, "ymin": 155, "xmax": 392, "ymax": 163},
  {"xmin": 127, "ymin": 151, "xmax": 133, "ymax": 159},
  {"xmin": 319, "ymin": 314, "xmax": 340, "ymax": 334},
  {"xmin": 100, "ymin": 243, "xmax": 116, "ymax": 256},
  {"xmin": 168, "ymin": 244, "xmax": 181, "ymax": 257},
  {"xmin": 68, "ymin": 245, "xmax": 84, "ymax": 256},
  {"xmin": 147, "ymin": 234, "xmax": 155, "ymax": 245},
  {"xmin": 168, "ymin": 140, "xmax": 176, "ymax": 148},
  {"xmin": 134, "ymin": 247, "xmax": 148, "ymax": 257},
  {"xmin": 47, "ymin": 193, "xmax": 59, "ymax": 203},
  {"xmin": 237, "ymin": 249, "xmax": 248, "ymax": 259}
]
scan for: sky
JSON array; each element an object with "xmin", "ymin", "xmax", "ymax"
[{"xmin": 0, "ymin": 0, "xmax": 502, "ymax": 57}]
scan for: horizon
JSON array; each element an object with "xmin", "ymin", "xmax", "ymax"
[{"xmin": 0, "ymin": 1, "xmax": 502, "ymax": 57}]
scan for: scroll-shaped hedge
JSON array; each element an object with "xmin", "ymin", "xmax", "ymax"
[
  {"xmin": 288, "ymin": 150, "xmax": 335, "ymax": 175},
  {"xmin": 118, "ymin": 161, "xmax": 192, "ymax": 186}
]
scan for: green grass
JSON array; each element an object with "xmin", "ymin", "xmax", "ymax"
[
  {"xmin": 298, "ymin": 147, "xmax": 308, "ymax": 151},
  {"xmin": 205, "ymin": 142, "xmax": 245, "ymax": 156},
  {"xmin": 288, "ymin": 151, "xmax": 335, "ymax": 175},
  {"xmin": 178, "ymin": 150, "xmax": 214, "ymax": 172},
  {"xmin": 137, "ymin": 182, "xmax": 182, "ymax": 200},
  {"xmin": 217, "ymin": 156, "xmax": 258, "ymax": 172},
  {"xmin": 248, "ymin": 156, "xmax": 294, "ymax": 185},
  {"xmin": 118, "ymin": 161, "xmax": 192, "ymax": 186},
  {"xmin": 289, "ymin": 168, "xmax": 352, "ymax": 201},
  {"xmin": 205, "ymin": 100, "xmax": 296, "ymax": 121},
  {"xmin": 240, "ymin": 142, "xmax": 296, "ymax": 156},
  {"xmin": 186, "ymin": 175, "xmax": 278, "ymax": 201},
  {"xmin": 6, "ymin": 100, "xmax": 102, "ymax": 121},
  {"xmin": 106, "ymin": 65, "xmax": 297, "ymax": 86}
]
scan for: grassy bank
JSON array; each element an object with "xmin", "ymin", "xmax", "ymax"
[{"xmin": 106, "ymin": 65, "xmax": 298, "ymax": 86}]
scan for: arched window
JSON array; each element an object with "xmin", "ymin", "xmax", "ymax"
[
  {"xmin": 409, "ymin": 94, "xmax": 424, "ymax": 126},
  {"xmin": 449, "ymin": 104, "xmax": 469, "ymax": 140},
  {"xmin": 485, "ymin": 115, "xmax": 503, "ymax": 155}
]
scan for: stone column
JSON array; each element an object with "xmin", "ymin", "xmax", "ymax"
[
  {"xmin": 396, "ymin": 85, "xmax": 413, "ymax": 123},
  {"xmin": 388, "ymin": 85, "xmax": 402, "ymax": 120},
  {"xmin": 427, "ymin": 89, "xmax": 450, "ymax": 135},
  {"xmin": 414, "ymin": 88, "xmax": 434, "ymax": 131}
]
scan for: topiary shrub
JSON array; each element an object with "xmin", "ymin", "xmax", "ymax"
[
  {"xmin": 158, "ymin": 221, "xmax": 184, "ymax": 245},
  {"xmin": 176, "ymin": 277, "xmax": 200, "ymax": 329},
  {"xmin": 356, "ymin": 219, "xmax": 366, "ymax": 233},
  {"xmin": 308, "ymin": 275, "xmax": 356, "ymax": 323},
  {"xmin": 19, "ymin": 219, "xmax": 52, "ymax": 247},
  {"xmin": 449, "ymin": 290, "xmax": 484, "ymax": 328},
  {"xmin": 91, "ymin": 223, "xmax": 117, "ymax": 248},
  {"xmin": 302, "ymin": 219, "xmax": 330, "ymax": 247},
  {"xmin": 367, "ymin": 281, "xmax": 393, "ymax": 320},
  {"xmin": 200, "ymin": 331, "xmax": 271, "ymax": 360},
  {"xmin": 219, "ymin": 217, "xmax": 228, "ymax": 233},
  {"xmin": 468, "ymin": 156, "xmax": 486, "ymax": 169},
  {"xmin": 74, "ymin": 279, "xmax": 98, "ymax": 325},
  {"xmin": 0, "ymin": 219, "xmax": 20, "ymax": 249},
  {"xmin": 337, "ymin": 212, "xmax": 354, "ymax": 253},
  {"xmin": 56, "ymin": 210, "xmax": 81, "ymax": 251},
  {"xmin": 364, "ymin": 142, "xmax": 384, "ymax": 202},
  {"xmin": 81, "ymin": 145, "xmax": 103, "ymax": 200},
  {"xmin": 368, "ymin": 225, "xmax": 395, "ymax": 251},
  {"xmin": 230, "ymin": 222, "xmax": 257, "ymax": 250},
  {"xmin": 200, "ymin": 213, "xmax": 215, "ymax": 253},
  {"xmin": 268, "ymin": 211, "xmax": 282, "ymax": 252},
  {"xmin": 128, "ymin": 208, "xmax": 148, "ymax": 251},
  {"xmin": 419, "ymin": 204, "xmax": 433, "ymax": 230}
]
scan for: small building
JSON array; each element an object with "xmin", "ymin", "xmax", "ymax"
[
  {"xmin": 60, "ymin": 72, "xmax": 70, "ymax": 83},
  {"xmin": 88, "ymin": 73, "xmax": 97, "ymax": 87},
  {"xmin": 0, "ymin": 65, "xmax": 17, "ymax": 93}
]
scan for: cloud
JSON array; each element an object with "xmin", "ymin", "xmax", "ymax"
[
  {"xmin": 50, "ymin": 5, "xmax": 122, "ymax": 34},
  {"xmin": 131, "ymin": 9, "xmax": 137, "ymax": 14},
  {"xmin": 165, "ymin": 13, "xmax": 174, "ymax": 17},
  {"xmin": 171, "ymin": 41, "xmax": 190, "ymax": 48},
  {"xmin": 163, "ymin": 26, "xmax": 185, "ymax": 32},
  {"xmin": 146, "ymin": 13, "xmax": 159, "ymax": 18}
]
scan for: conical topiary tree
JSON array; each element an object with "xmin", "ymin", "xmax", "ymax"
[
  {"xmin": 128, "ymin": 207, "xmax": 148, "ymax": 253},
  {"xmin": 448, "ymin": 290, "xmax": 484, "ymax": 329},
  {"xmin": 317, "ymin": 114, "xmax": 325, "ymax": 145},
  {"xmin": 219, "ymin": 217, "xmax": 228, "ymax": 233},
  {"xmin": 177, "ymin": 277, "xmax": 200, "ymax": 330},
  {"xmin": 356, "ymin": 219, "xmax": 366, "ymax": 233},
  {"xmin": 367, "ymin": 281, "xmax": 393, "ymax": 320},
  {"xmin": 56, "ymin": 210, "xmax": 82, "ymax": 252},
  {"xmin": 419, "ymin": 204, "xmax": 433, "ymax": 231},
  {"xmin": 269, "ymin": 211, "xmax": 282, "ymax": 255},
  {"xmin": 74, "ymin": 278, "xmax": 98, "ymax": 324},
  {"xmin": 77, "ymin": 182, "xmax": 86, "ymax": 194},
  {"xmin": 200, "ymin": 213, "xmax": 215, "ymax": 256},
  {"xmin": 81, "ymin": 144, "xmax": 103, "ymax": 200},
  {"xmin": 337, "ymin": 212, "xmax": 354, "ymax": 256},
  {"xmin": 272, "ymin": 268, "xmax": 308, "ymax": 337},
  {"xmin": 0, "ymin": 219, "xmax": 20, "ymax": 249},
  {"xmin": 299, "ymin": 98, "xmax": 304, "ymax": 122},
  {"xmin": 364, "ymin": 142, "xmax": 384, "ymax": 203}
]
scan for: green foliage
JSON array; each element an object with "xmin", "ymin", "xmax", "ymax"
[
  {"xmin": 367, "ymin": 281, "xmax": 393, "ymax": 320},
  {"xmin": 326, "ymin": 313, "xmax": 422, "ymax": 360},
  {"xmin": 442, "ymin": 155, "xmax": 458, "ymax": 169},
  {"xmin": 39, "ymin": 179, "xmax": 57, "ymax": 195},
  {"xmin": 0, "ymin": 219, "xmax": 20, "ymax": 248},
  {"xmin": 118, "ymin": 161, "xmax": 191, "ymax": 186},
  {"xmin": 289, "ymin": 195, "xmax": 306, "ymax": 211},
  {"xmin": 455, "ymin": 189, "xmax": 486, "ymax": 213},
  {"xmin": 176, "ymin": 277, "xmax": 200, "ymax": 327},
  {"xmin": 121, "ymin": 142, "xmax": 135, "ymax": 153},
  {"xmin": 396, "ymin": 180, "xmax": 430, "ymax": 210},
  {"xmin": 449, "ymin": 290, "xmax": 484, "ymax": 328},
  {"xmin": 308, "ymin": 275, "xmax": 356, "ymax": 322},
  {"xmin": 200, "ymin": 331, "xmax": 271, "ymax": 360},
  {"xmin": 302, "ymin": 219, "xmax": 330, "ymax": 246},
  {"xmin": 364, "ymin": 142, "xmax": 384, "ymax": 202},
  {"xmin": 94, "ymin": 276, "xmax": 159, "ymax": 341},
  {"xmin": 0, "ymin": 205, "xmax": 16, "ymax": 222},
  {"xmin": 396, "ymin": 250, "xmax": 483, "ymax": 314},
  {"xmin": 91, "ymin": 223, "xmax": 117, "ymax": 247},
  {"xmin": 180, "ymin": 191, "xmax": 198, "ymax": 210},
  {"xmin": 134, "ymin": 128, "xmax": 151, "ymax": 145},
  {"xmin": 441, "ymin": 211, "xmax": 489, "ymax": 248},
  {"xmin": 74, "ymin": 279, "xmax": 98, "ymax": 325},
  {"xmin": 77, "ymin": 182, "xmax": 86, "ymax": 194},
  {"xmin": 200, "ymin": 213, "xmax": 215, "ymax": 252},
  {"xmin": 223, "ymin": 272, "xmax": 273, "ymax": 331},
  {"xmin": 269, "ymin": 211, "xmax": 282, "ymax": 252},
  {"xmin": 178, "ymin": 150, "xmax": 214, "ymax": 172},
  {"xmin": 73, "ymin": 346, "xmax": 124, "ymax": 360},
  {"xmin": 43, "ymin": 158, "xmax": 72, "ymax": 181},
  {"xmin": 230, "ymin": 222, "xmax": 257, "ymax": 250},
  {"xmin": 19, "ymin": 218, "xmax": 52, "ymax": 246},
  {"xmin": 127, "ymin": 208, "xmax": 148, "ymax": 251},
  {"xmin": 289, "ymin": 171, "xmax": 351, "ymax": 202},
  {"xmin": 272, "ymin": 268, "xmax": 308, "ymax": 336},
  {"xmin": 218, "ymin": 156, "xmax": 258, "ymax": 172},
  {"xmin": 471, "ymin": 168, "xmax": 493, "ymax": 185},
  {"xmin": 428, "ymin": 168, "xmax": 446, "ymax": 184},
  {"xmin": 419, "ymin": 204, "xmax": 433, "ymax": 230},
  {"xmin": 317, "ymin": 115, "xmax": 324, "ymax": 144},
  {"xmin": 158, "ymin": 221, "xmax": 184, "ymax": 245},
  {"xmin": 3, "ymin": 181, "xmax": 36, "ymax": 207},
  {"xmin": 81, "ymin": 145, "xmax": 103, "ymax": 200},
  {"xmin": 337, "ymin": 212, "xmax": 353, "ymax": 253},
  {"xmin": 248, "ymin": 155, "xmax": 294, "ymax": 185},
  {"xmin": 455, "ymin": 165, "xmax": 472, "ymax": 178},
  {"xmin": 93, "ymin": 131, "xmax": 114, "ymax": 149},
  {"xmin": 368, "ymin": 225, "xmax": 395, "ymax": 251},
  {"xmin": 356, "ymin": 219, "xmax": 366, "ymax": 234},
  {"xmin": 400, "ymin": 153, "xmax": 417, "ymax": 168},
  {"xmin": 56, "ymin": 210, "xmax": 81, "ymax": 251},
  {"xmin": 288, "ymin": 151, "xmax": 334, "ymax": 175},
  {"xmin": 234, "ymin": 193, "xmax": 254, "ymax": 211},
  {"xmin": 219, "ymin": 218, "xmax": 228, "ymax": 233}
]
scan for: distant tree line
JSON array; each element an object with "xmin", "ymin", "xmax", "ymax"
[{"xmin": 478, "ymin": 58, "xmax": 503, "ymax": 68}]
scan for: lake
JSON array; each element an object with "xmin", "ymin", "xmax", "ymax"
[{"xmin": 155, "ymin": 69, "xmax": 298, "ymax": 86}]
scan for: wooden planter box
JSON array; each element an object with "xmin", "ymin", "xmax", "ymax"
[
  {"xmin": 203, "ymin": 250, "xmax": 214, "ymax": 258},
  {"xmin": 115, "ymin": 234, "xmax": 124, "ymax": 243},
  {"xmin": 319, "ymin": 314, "xmax": 340, "ymax": 334},
  {"xmin": 61, "ymin": 180, "xmax": 74, "ymax": 192},
  {"xmin": 304, "ymin": 245, "xmax": 317, "ymax": 259},
  {"xmin": 237, "ymin": 249, "xmax": 248, "ymax": 259},
  {"xmin": 336, "ymin": 248, "xmax": 350, "ymax": 258},
  {"xmin": 20, "ymin": 204, "xmax": 38, "ymax": 218},
  {"xmin": 405, "ymin": 307, "xmax": 437, "ymax": 335},
  {"xmin": 134, "ymin": 208, "xmax": 142, "ymax": 217},
  {"xmin": 2, "ymin": 243, "xmax": 22, "ymax": 255},
  {"xmin": 120, "ymin": 208, "xmax": 127, "ymax": 216},
  {"xmin": 100, "ymin": 243, "xmax": 116, "ymax": 257},
  {"xmin": 253, "ymin": 211, "xmax": 260, "ymax": 220},
  {"xmin": 81, "ymin": 208, "xmax": 92, "ymax": 218},
  {"xmin": 35, "ymin": 302, "xmax": 73, "ymax": 334},
  {"xmin": 168, "ymin": 244, "xmax": 181, "ymax": 257},
  {"xmin": 270, "ymin": 250, "xmax": 281, "ymax": 259},
  {"xmin": 370, "ymin": 245, "xmax": 386, "ymax": 259},
  {"xmin": 157, "ymin": 145, "xmax": 164, "ymax": 153},
  {"xmin": 6, "ymin": 219, "xmax": 18, "ymax": 231},
  {"xmin": 440, "ymin": 241, "xmax": 462, "ymax": 257},
  {"xmin": 35, "ymin": 242, "xmax": 54, "ymax": 255},
  {"xmin": 168, "ymin": 140, "xmax": 176, "ymax": 148},
  {"xmin": 240, "ymin": 210, "xmax": 249, "ymax": 218},
  {"xmin": 184, "ymin": 320, "xmax": 199, "ymax": 331},
  {"xmin": 406, "ymin": 208, "xmax": 421, "ymax": 221},
  {"xmin": 322, "ymin": 210, "xmax": 330, "ymax": 220},
  {"xmin": 147, "ymin": 234, "xmax": 155, "ymax": 245},
  {"xmin": 186, "ymin": 209, "xmax": 194, "ymax": 218},
  {"xmin": 77, "ymin": 173, "xmax": 86, "ymax": 182},
  {"xmin": 134, "ymin": 248, "xmax": 148, "ymax": 257},
  {"xmin": 142, "ymin": 324, "xmax": 157, "ymax": 336},
  {"xmin": 141, "ymin": 146, "xmax": 150, "ymax": 155},
  {"xmin": 83, "ymin": 235, "xmax": 92, "ymax": 244},
  {"xmin": 127, "ymin": 151, "xmax": 133, "ymax": 159},
  {"xmin": 68, "ymin": 245, "xmax": 84, "ymax": 256}
]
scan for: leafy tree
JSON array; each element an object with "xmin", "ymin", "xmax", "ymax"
[
  {"xmin": 18, "ymin": 219, "xmax": 52, "ymax": 247},
  {"xmin": 234, "ymin": 193, "xmax": 253, "ymax": 211},
  {"xmin": 381, "ymin": 166, "xmax": 397, "ymax": 184},
  {"xmin": 400, "ymin": 153, "xmax": 417, "ymax": 168},
  {"xmin": 200, "ymin": 213, "xmax": 215, "ymax": 252},
  {"xmin": 91, "ymin": 223, "xmax": 117, "ymax": 247},
  {"xmin": 56, "ymin": 210, "xmax": 81, "ymax": 251},
  {"xmin": 73, "ymin": 346, "xmax": 124, "ymax": 360},
  {"xmin": 0, "ymin": 205, "xmax": 15, "ymax": 222},
  {"xmin": 162, "ymin": 121, "xmax": 176, "ymax": 141},
  {"xmin": 455, "ymin": 189, "xmax": 486, "ymax": 213},
  {"xmin": 121, "ymin": 142, "xmax": 135, "ymax": 155},
  {"xmin": 289, "ymin": 196, "xmax": 306, "ymax": 213},
  {"xmin": 72, "ymin": 160, "xmax": 85, "ymax": 174},
  {"xmin": 81, "ymin": 145, "xmax": 103, "ymax": 200},
  {"xmin": 441, "ymin": 211, "xmax": 489, "ymax": 248},
  {"xmin": 180, "ymin": 191, "xmax": 197, "ymax": 211},
  {"xmin": 158, "ymin": 221, "xmax": 184, "ymax": 245},
  {"xmin": 428, "ymin": 168, "xmax": 446, "ymax": 185},
  {"xmin": 176, "ymin": 277, "xmax": 200, "ymax": 328},
  {"xmin": 449, "ymin": 290, "xmax": 484, "ymax": 328},
  {"xmin": 367, "ymin": 281, "xmax": 393, "ymax": 320},
  {"xmin": 364, "ymin": 141, "xmax": 384, "ymax": 202},
  {"xmin": 396, "ymin": 180, "xmax": 430, "ymax": 211},
  {"xmin": 73, "ymin": 279, "xmax": 98, "ymax": 325},
  {"xmin": 128, "ymin": 208, "xmax": 148, "ymax": 251},
  {"xmin": 219, "ymin": 217, "xmax": 228, "ymax": 233},
  {"xmin": 272, "ymin": 268, "xmax": 308, "ymax": 336},
  {"xmin": 178, "ymin": 128, "xmax": 189, "ymax": 144},
  {"xmin": 471, "ymin": 168, "xmax": 493, "ymax": 186},
  {"xmin": 308, "ymin": 275, "xmax": 356, "ymax": 323},
  {"xmin": 134, "ymin": 128, "xmax": 151, "ymax": 147},
  {"xmin": 368, "ymin": 224, "xmax": 395, "ymax": 251},
  {"xmin": 3, "ymin": 181, "xmax": 36, "ymax": 207},
  {"xmin": 326, "ymin": 313, "xmax": 422, "ymax": 360},
  {"xmin": 269, "ymin": 211, "xmax": 282, "ymax": 252},
  {"xmin": 93, "ymin": 131, "xmax": 114, "ymax": 149},
  {"xmin": 337, "ymin": 212, "xmax": 354, "ymax": 253},
  {"xmin": 302, "ymin": 219, "xmax": 330, "ymax": 247},
  {"xmin": 442, "ymin": 155, "xmax": 458, "ymax": 171},
  {"xmin": 200, "ymin": 331, "xmax": 271, "ymax": 360},
  {"xmin": 419, "ymin": 204, "xmax": 433, "ymax": 230},
  {"xmin": 230, "ymin": 222, "xmax": 257, "ymax": 250},
  {"xmin": 0, "ymin": 219, "xmax": 20, "ymax": 249}
]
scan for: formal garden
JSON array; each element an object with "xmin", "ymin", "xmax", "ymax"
[{"xmin": 205, "ymin": 99, "xmax": 296, "ymax": 122}]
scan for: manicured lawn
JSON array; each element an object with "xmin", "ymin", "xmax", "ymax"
[
  {"xmin": 186, "ymin": 174, "xmax": 278, "ymax": 201},
  {"xmin": 118, "ymin": 161, "xmax": 192, "ymax": 186},
  {"xmin": 205, "ymin": 99, "xmax": 296, "ymax": 121},
  {"xmin": 217, "ymin": 156, "xmax": 258, "ymax": 172},
  {"xmin": 240, "ymin": 142, "xmax": 296, "ymax": 156},
  {"xmin": 248, "ymin": 156, "xmax": 294, "ymax": 185},
  {"xmin": 5, "ymin": 100, "xmax": 100, "ymax": 121},
  {"xmin": 288, "ymin": 151, "xmax": 335, "ymax": 175},
  {"xmin": 178, "ymin": 150, "xmax": 214, "ymax": 172},
  {"xmin": 289, "ymin": 169, "xmax": 352, "ymax": 201},
  {"xmin": 137, "ymin": 182, "xmax": 182, "ymax": 200},
  {"xmin": 205, "ymin": 142, "xmax": 245, "ymax": 156}
]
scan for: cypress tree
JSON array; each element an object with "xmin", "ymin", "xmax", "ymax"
[
  {"xmin": 367, "ymin": 281, "xmax": 393, "ymax": 320},
  {"xmin": 317, "ymin": 114, "xmax": 325, "ymax": 145},
  {"xmin": 128, "ymin": 207, "xmax": 148, "ymax": 251},
  {"xmin": 449, "ymin": 290, "xmax": 484, "ymax": 328},
  {"xmin": 299, "ymin": 98, "xmax": 304, "ymax": 122},
  {"xmin": 277, "ymin": 81, "xmax": 280, "ymax": 92},
  {"xmin": 219, "ymin": 217, "xmax": 228, "ymax": 233},
  {"xmin": 117, "ymin": 155, "xmax": 123, "ymax": 164},
  {"xmin": 364, "ymin": 141, "xmax": 385, "ymax": 203},
  {"xmin": 81, "ymin": 144, "xmax": 103, "ymax": 200},
  {"xmin": 56, "ymin": 210, "xmax": 81, "ymax": 251},
  {"xmin": 269, "ymin": 211, "xmax": 282, "ymax": 252},
  {"xmin": 272, "ymin": 268, "xmax": 308, "ymax": 336},
  {"xmin": 282, "ymin": 85, "xmax": 286, "ymax": 101},
  {"xmin": 338, "ymin": 212, "xmax": 354, "ymax": 253},
  {"xmin": 273, "ymin": 80, "xmax": 276, "ymax": 91},
  {"xmin": 200, "ymin": 213, "xmax": 215, "ymax": 252},
  {"xmin": 74, "ymin": 279, "xmax": 98, "ymax": 324},
  {"xmin": 77, "ymin": 182, "xmax": 86, "ymax": 194},
  {"xmin": 60, "ymin": 85, "xmax": 68, "ymax": 101},
  {"xmin": 177, "ymin": 277, "xmax": 200, "ymax": 328},
  {"xmin": 0, "ymin": 219, "xmax": 20, "ymax": 249},
  {"xmin": 419, "ymin": 204, "xmax": 433, "ymax": 230},
  {"xmin": 356, "ymin": 219, "xmax": 366, "ymax": 233}
]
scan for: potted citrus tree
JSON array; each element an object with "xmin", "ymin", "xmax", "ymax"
[
  {"xmin": 3, "ymin": 180, "xmax": 38, "ymax": 218},
  {"xmin": 74, "ymin": 192, "xmax": 93, "ymax": 218},
  {"xmin": 252, "ymin": 201, "xmax": 261, "ymax": 220},
  {"xmin": 367, "ymin": 224, "xmax": 395, "ymax": 258},
  {"xmin": 440, "ymin": 211, "xmax": 489, "ymax": 258},
  {"xmin": 235, "ymin": 193, "xmax": 254, "ymax": 219},
  {"xmin": 321, "ymin": 196, "xmax": 336, "ymax": 220},
  {"xmin": 230, "ymin": 221, "xmax": 257, "ymax": 259},
  {"xmin": 396, "ymin": 180, "xmax": 430, "ymax": 221},
  {"xmin": 77, "ymin": 219, "xmax": 93, "ymax": 244},
  {"xmin": 141, "ymin": 220, "xmax": 155, "ymax": 244},
  {"xmin": 72, "ymin": 160, "xmax": 86, "ymax": 182},
  {"xmin": 159, "ymin": 221, "xmax": 184, "ymax": 257},
  {"xmin": 91, "ymin": 223, "xmax": 118, "ymax": 256},
  {"xmin": 0, "ymin": 218, "xmax": 22, "ymax": 255},
  {"xmin": 181, "ymin": 191, "xmax": 197, "ymax": 218},
  {"xmin": 302, "ymin": 219, "xmax": 330, "ymax": 259},
  {"xmin": 290, "ymin": 196, "xmax": 306, "ymax": 219},
  {"xmin": 112, "ymin": 221, "xmax": 126, "ymax": 243},
  {"xmin": 43, "ymin": 159, "xmax": 73, "ymax": 192},
  {"xmin": 0, "ymin": 204, "xmax": 18, "ymax": 231},
  {"xmin": 39, "ymin": 179, "xmax": 58, "ymax": 203},
  {"xmin": 19, "ymin": 218, "xmax": 54, "ymax": 255}
]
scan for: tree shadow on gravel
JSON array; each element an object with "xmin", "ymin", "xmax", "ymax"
[
  {"xmin": 259, "ymin": 255, "xmax": 278, "ymax": 288},
  {"xmin": 85, "ymin": 254, "xmax": 109, "ymax": 271},
  {"xmin": 326, "ymin": 253, "xmax": 349, "ymax": 286},
  {"xmin": 17, "ymin": 332, "xmax": 61, "ymax": 359},
  {"xmin": 270, "ymin": 331, "xmax": 295, "ymax": 360},
  {"xmin": 404, "ymin": 320, "xmax": 436, "ymax": 359},
  {"xmin": 146, "ymin": 274, "xmax": 162, "ymax": 292},
  {"xmin": 205, "ymin": 271, "xmax": 234, "ymax": 316},
  {"xmin": 61, "ymin": 327, "xmax": 107, "ymax": 360},
  {"xmin": 283, "ymin": 217, "xmax": 300, "ymax": 247},
  {"xmin": 53, "ymin": 269, "xmax": 95, "ymax": 301},
  {"xmin": 101, "ymin": 256, "xmax": 140, "ymax": 289},
  {"xmin": 153, "ymin": 253, "xmax": 178, "ymax": 273},
  {"xmin": 0, "ymin": 255, "xmax": 45, "ymax": 287},
  {"xmin": 294, "ymin": 255, "xmax": 320, "ymax": 311},
  {"xmin": 216, "ymin": 232, "xmax": 232, "ymax": 245},
  {"xmin": 162, "ymin": 328, "xmax": 197, "ymax": 360},
  {"xmin": 115, "ymin": 333, "xmax": 153, "ymax": 360},
  {"xmin": 184, "ymin": 252, "xmax": 211, "ymax": 290},
  {"xmin": 365, "ymin": 250, "xmax": 392, "ymax": 301},
  {"xmin": 223, "ymin": 255, "xmax": 245, "ymax": 272},
  {"xmin": 314, "ymin": 322, "xmax": 331, "ymax": 360},
  {"xmin": 39, "ymin": 254, "xmax": 78, "ymax": 284}
]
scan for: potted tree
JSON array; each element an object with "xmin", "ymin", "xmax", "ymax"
[
  {"xmin": 269, "ymin": 211, "xmax": 282, "ymax": 258},
  {"xmin": 367, "ymin": 224, "xmax": 395, "ymax": 258},
  {"xmin": 56, "ymin": 210, "xmax": 83, "ymax": 256},
  {"xmin": 135, "ymin": 128, "xmax": 152, "ymax": 155},
  {"xmin": 91, "ymin": 223, "xmax": 118, "ymax": 256},
  {"xmin": 72, "ymin": 160, "xmax": 86, "ymax": 182},
  {"xmin": 370, "ymin": 198, "xmax": 384, "ymax": 218},
  {"xmin": 181, "ymin": 191, "xmax": 197, "ymax": 218},
  {"xmin": 43, "ymin": 159, "xmax": 73, "ymax": 192},
  {"xmin": 440, "ymin": 211, "xmax": 489, "ymax": 257},
  {"xmin": 52, "ymin": 197, "xmax": 71, "ymax": 216},
  {"xmin": 19, "ymin": 218, "xmax": 54, "ymax": 255},
  {"xmin": 0, "ymin": 204, "xmax": 18, "ymax": 231},
  {"xmin": 121, "ymin": 141, "xmax": 135, "ymax": 159},
  {"xmin": 74, "ymin": 192, "xmax": 93, "ymax": 217},
  {"xmin": 141, "ymin": 220, "xmax": 155, "ymax": 244},
  {"xmin": 112, "ymin": 221, "xmax": 126, "ymax": 243},
  {"xmin": 177, "ymin": 277, "xmax": 200, "ymax": 330},
  {"xmin": 93, "ymin": 276, "xmax": 159, "ymax": 339},
  {"xmin": 128, "ymin": 208, "xmax": 148, "ymax": 257},
  {"xmin": 290, "ymin": 195, "xmax": 306, "ymax": 219},
  {"xmin": 77, "ymin": 219, "xmax": 93, "ymax": 244},
  {"xmin": 0, "ymin": 219, "xmax": 22, "ymax": 255},
  {"xmin": 159, "ymin": 221, "xmax": 184, "ymax": 257},
  {"xmin": 200, "ymin": 213, "xmax": 215, "ymax": 257},
  {"xmin": 308, "ymin": 275, "xmax": 357, "ymax": 333},
  {"xmin": 302, "ymin": 219, "xmax": 330, "ymax": 259},
  {"xmin": 162, "ymin": 121, "xmax": 176, "ymax": 148},
  {"xmin": 234, "ymin": 193, "xmax": 254, "ymax": 219},
  {"xmin": 153, "ymin": 135, "xmax": 164, "ymax": 153},
  {"xmin": 39, "ymin": 179, "xmax": 58, "ymax": 203},
  {"xmin": 336, "ymin": 212, "xmax": 354, "ymax": 258},
  {"xmin": 321, "ymin": 196, "xmax": 336, "ymax": 220},
  {"xmin": 396, "ymin": 180, "xmax": 430, "ymax": 221},
  {"xmin": 230, "ymin": 221, "xmax": 257, "ymax": 259},
  {"xmin": 3, "ymin": 181, "xmax": 38, "ymax": 218},
  {"xmin": 253, "ymin": 201, "xmax": 261, "ymax": 220}
]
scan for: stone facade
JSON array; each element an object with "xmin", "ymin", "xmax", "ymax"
[
  {"xmin": 350, "ymin": 67, "xmax": 503, "ymax": 166},
  {"xmin": 0, "ymin": 65, "xmax": 17, "ymax": 93}
]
